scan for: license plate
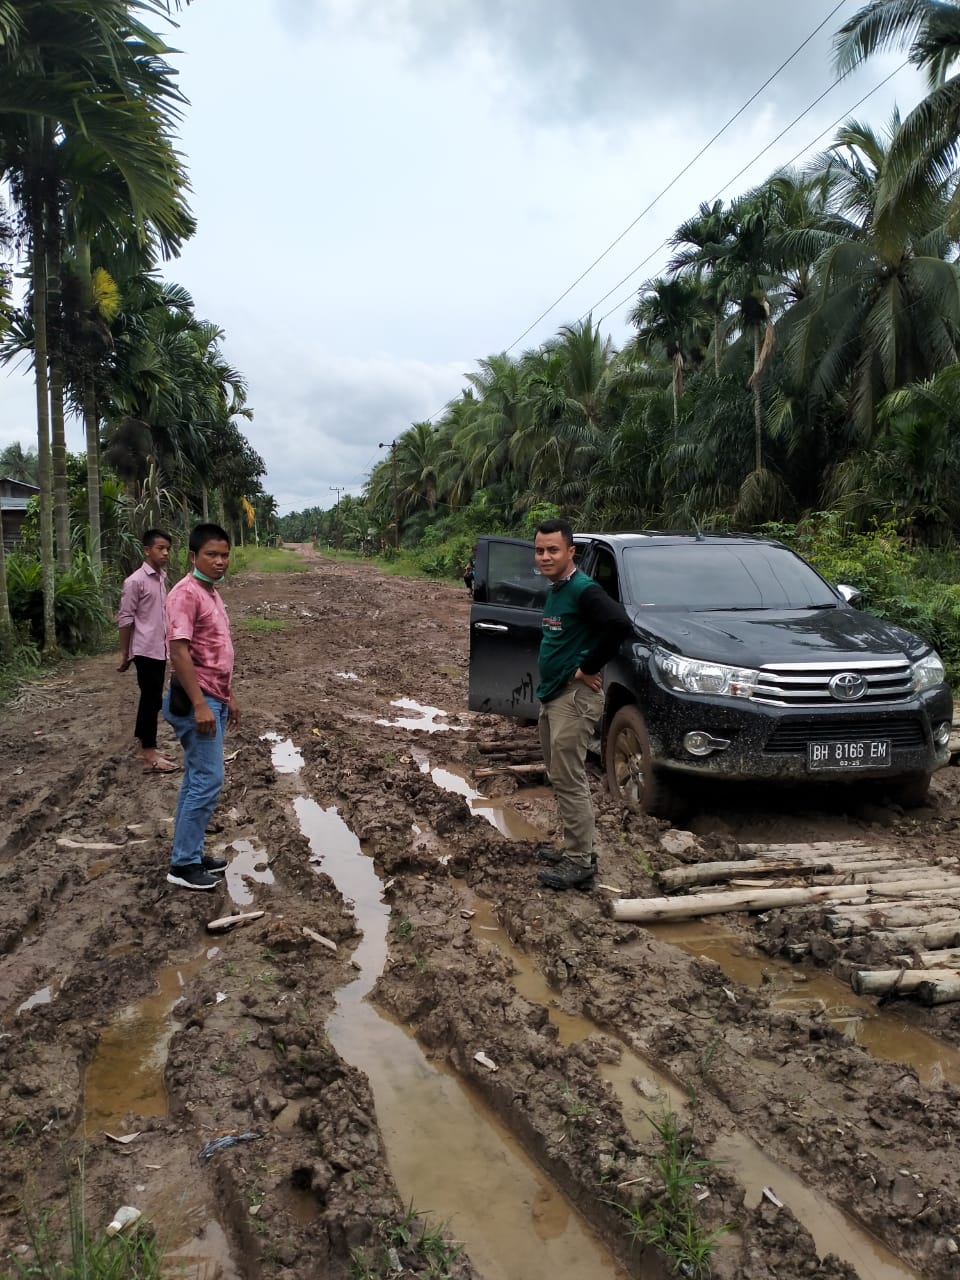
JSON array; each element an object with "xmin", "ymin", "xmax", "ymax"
[{"xmin": 807, "ymin": 739, "xmax": 891, "ymax": 770}]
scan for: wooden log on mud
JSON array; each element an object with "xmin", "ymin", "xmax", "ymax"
[
  {"xmin": 612, "ymin": 877, "xmax": 960, "ymax": 923},
  {"xmin": 737, "ymin": 841, "xmax": 886, "ymax": 857},
  {"xmin": 827, "ymin": 897, "xmax": 960, "ymax": 920},
  {"xmin": 867, "ymin": 922, "xmax": 960, "ymax": 950},
  {"xmin": 659, "ymin": 856, "xmax": 907, "ymax": 889},
  {"xmin": 825, "ymin": 906, "xmax": 960, "ymax": 936},
  {"xmin": 892, "ymin": 946, "xmax": 960, "ymax": 969},
  {"xmin": 917, "ymin": 976, "xmax": 960, "ymax": 1005},
  {"xmin": 474, "ymin": 762, "xmax": 548, "ymax": 778},
  {"xmin": 851, "ymin": 967, "xmax": 960, "ymax": 996},
  {"xmin": 476, "ymin": 742, "xmax": 540, "ymax": 757}
]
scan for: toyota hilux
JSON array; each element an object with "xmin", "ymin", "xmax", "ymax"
[{"xmin": 468, "ymin": 532, "xmax": 953, "ymax": 815}]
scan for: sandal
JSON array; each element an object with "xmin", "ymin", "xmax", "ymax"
[{"xmin": 143, "ymin": 759, "xmax": 179, "ymax": 774}]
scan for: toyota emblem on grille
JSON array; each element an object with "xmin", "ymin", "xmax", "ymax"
[{"xmin": 828, "ymin": 671, "xmax": 867, "ymax": 701}]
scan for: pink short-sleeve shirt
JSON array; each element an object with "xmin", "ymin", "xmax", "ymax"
[{"xmin": 165, "ymin": 575, "xmax": 235, "ymax": 704}]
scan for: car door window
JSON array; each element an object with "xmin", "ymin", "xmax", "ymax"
[
  {"xmin": 488, "ymin": 542, "xmax": 549, "ymax": 610},
  {"xmin": 592, "ymin": 547, "xmax": 621, "ymax": 602}
]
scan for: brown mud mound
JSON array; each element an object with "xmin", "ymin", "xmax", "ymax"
[{"xmin": 1, "ymin": 545, "xmax": 959, "ymax": 1278}]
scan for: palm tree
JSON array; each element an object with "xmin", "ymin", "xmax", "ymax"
[
  {"xmin": 834, "ymin": 0, "xmax": 960, "ymax": 235},
  {"xmin": 781, "ymin": 117, "xmax": 960, "ymax": 441},
  {"xmin": 516, "ymin": 318, "xmax": 617, "ymax": 508},
  {"xmin": 629, "ymin": 276, "xmax": 710, "ymax": 422},
  {"xmin": 0, "ymin": 0, "xmax": 191, "ymax": 646}
]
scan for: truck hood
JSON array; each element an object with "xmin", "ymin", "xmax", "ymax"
[{"xmin": 628, "ymin": 606, "xmax": 929, "ymax": 667}]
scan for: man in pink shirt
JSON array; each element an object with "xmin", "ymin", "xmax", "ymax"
[
  {"xmin": 163, "ymin": 523, "xmax": 240, "ymax": 892},
  {"xmin": 116, "ymin": 529, "xmax": 176, "ymax": 772}
]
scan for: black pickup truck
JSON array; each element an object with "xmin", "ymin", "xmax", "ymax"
[{"xmin": 468, "ymin": 532, "xmax": 953, "ymax": 815}]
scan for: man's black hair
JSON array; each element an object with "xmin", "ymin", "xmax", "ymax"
[
  {"xmin": 189, "ymin": 523, "xmax": 231, "ymax": 554},
  {"xmin": 143, "ymin": 528, "xmax": 172, "ymax": 548},
  {"xmin": 535, "ymin": 518, "xmax": 574, "ymax": 546}
]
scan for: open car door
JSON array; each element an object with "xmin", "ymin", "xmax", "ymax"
[{"xmin": 468, "ymin": 536, "xmax": 547, "ymax": 720}]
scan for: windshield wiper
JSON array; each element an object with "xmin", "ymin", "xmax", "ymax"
[
  {"xmin": 799, "ymin": 603, "xmax": 838, "ymax": 610},
  {"xmin": 694, "ymin": 605, "xmax": 771, "ymax": 612}
]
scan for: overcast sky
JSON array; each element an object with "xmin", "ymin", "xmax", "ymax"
[{"xmin": 0, "ymin": 1, "xmax": 920, "ymax": 513}]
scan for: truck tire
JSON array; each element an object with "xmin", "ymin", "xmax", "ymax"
[{"xmin": 605, "ymin": 705, "xmax": 679, "ymax": 819}]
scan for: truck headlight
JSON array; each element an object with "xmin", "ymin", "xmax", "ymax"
[
  {"xmin": 911, "ymin": 651, "xmax": 945, "ymax": 693},
  {"xmin": 655, "ymin": 649, "xmax": 760, "ymax": 699}
]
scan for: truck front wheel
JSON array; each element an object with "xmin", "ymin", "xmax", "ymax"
[{"xmin": 605, "ymin": 705, "xmax": 679, "ymax": 819}]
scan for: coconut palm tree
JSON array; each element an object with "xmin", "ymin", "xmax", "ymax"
[
  {"xmin": 834, "ymin": 0, "xmax": 960, "ymax": 236},
  {"xmin": 781, "ymin": 117, "xmax": 960, "ymax": 442}
]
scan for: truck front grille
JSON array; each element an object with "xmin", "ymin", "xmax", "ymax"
[
  {"xmin": 752, "ymin": 659, "xmax": 913, "ymax": 707},
  {"xmin": 765, "ymin": 718, "xmax": 926, "ymax": 754}
]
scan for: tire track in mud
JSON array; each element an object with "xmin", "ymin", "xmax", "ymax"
[{"xmin": 299, "ymin": 700, "xmax": 960, "ymax": 1279}]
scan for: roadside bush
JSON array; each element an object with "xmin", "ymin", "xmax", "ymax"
[
  {"xmin": 762, "ymin": 514, "xmax": 960, "ymax": 687},
  {"xmin": 6, "ymin": 552, "xmax": 110, "ymax": 652}
]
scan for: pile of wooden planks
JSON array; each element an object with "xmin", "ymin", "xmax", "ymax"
[{"xmin": 611, "ymin": 839, "xmax": 960, "ymax": 1005}]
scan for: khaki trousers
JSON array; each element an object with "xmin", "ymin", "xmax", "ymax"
[{"xmin": 538, "ymin": 681, "xmax": 604, "ymax": 867}]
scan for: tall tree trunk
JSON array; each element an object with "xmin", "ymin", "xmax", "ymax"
[
  {"xmin": 713, "ymin": 314, "xmax": 721, "ymax": 375},
  {"xmin": 0, "ymin": 526, "xmax": 13, "ymax": 662},
  {"xmin": 46, "ymin": 238, "xmax": 70, "ymax": 570},
  {"xmin": 201, "ymin": 484, "xmax": 209, "ymax": 521},
  {"xmin": 83, "ymin": 377, "xmax": 102, "ymax": 575},
  {"xmin": 31, "ymin": 199, "xmax": 57, "ymax": 654},
  {"xmin": 757, "ymin": 325, "xmax": 762, "ymax": 476},
  {"xmin": 76, "ymin": 239, "xmax": 102, "ymax": 576},
  {"xmin": 671, "ymin": 351, "xmax": 683, "ymax": 425}
]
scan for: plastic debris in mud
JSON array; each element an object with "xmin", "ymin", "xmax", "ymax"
[
  {"xmin": 197, "ymin": 1132, "xmax": 262, "ymax": 1162},
  {"xmin": 106, "ymin": 1206, "xmax": 142, "ymax": 1236}
]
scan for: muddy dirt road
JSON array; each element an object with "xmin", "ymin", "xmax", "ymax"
[{"xmin": 3, "ymin": 546, "xmax": 960, "ymax": 1280}]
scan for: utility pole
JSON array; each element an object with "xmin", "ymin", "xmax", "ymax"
[
  {"xmin": 329, "ymin": 486, "xmax": 345, "ymax": 550},
  {"xmin": 378, "ymin": 441, "xmax": 400, "ymax": 549}
]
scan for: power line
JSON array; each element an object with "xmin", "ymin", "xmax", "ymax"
[
  {"xmin": 583, "ymin": 71, "xmax": 854, "ymax": 325},
  {"xmin": 594, "ymin": 59, "xmax": 909, "ymax": 327},
  {"xmin": 502, "ymin": 0, "xmax": 852, "ymax": 355}
]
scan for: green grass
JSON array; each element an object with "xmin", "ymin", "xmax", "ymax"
[
  {"xmin": 1, "ymin": 1160, "xmax": 164, "ymax": 1280},
  {"xmin": 614, "ymin": 1110, "xmax": 730, "ymax": 1280},
  {"xmin": 349, "ymin": 1203, "xmax": 463, "ymax": 1280},
  {"xmin": 229, "ymin": 546, "xmax": 310, "ymax": 574},
  {"xmin": 238, "ymin": 617, "xmax": 288, "ymax": 632}
]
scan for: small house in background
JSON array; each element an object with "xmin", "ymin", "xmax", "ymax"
[{"xmin": 0, "ymin": 477, "xmax": 40, "ymax": 550}]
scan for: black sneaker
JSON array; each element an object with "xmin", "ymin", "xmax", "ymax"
[
  {"xmin": 538, "ymin": 857, "xmax": 597, "ymax": 891},
  {"xmin": 202, "ymin": 853, "xmax": 228, "ymax": 876},
  {"xmin": 167, "ymin": 864, "xmax": 219, "ymax": 891},
  {"xmin": 534, "ymin": 843, "xmax": 565, "ymax": 864}
]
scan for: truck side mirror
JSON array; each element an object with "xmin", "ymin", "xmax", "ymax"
[{"xmin": 836, "ymin": 583, "xmax": 863, "ymax": 608}]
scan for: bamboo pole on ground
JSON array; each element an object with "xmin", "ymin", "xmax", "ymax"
[{"xmin": 826, "ymin": 906, "xmax": 960, "ymax": 936}]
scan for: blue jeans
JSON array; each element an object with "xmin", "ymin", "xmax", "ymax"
[{"xmin": 163, "ymin": 691, "xmax": 229, "ymax": 868}]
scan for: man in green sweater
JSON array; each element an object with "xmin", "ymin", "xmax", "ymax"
[{"xmin": 534, "ymin": 519, "xmax": 633, "ymax": 890}]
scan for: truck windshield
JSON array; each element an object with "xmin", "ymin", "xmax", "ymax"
[{"xmin": 621, "ymin": 543, "xmax": 838, "ymax": 610}]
